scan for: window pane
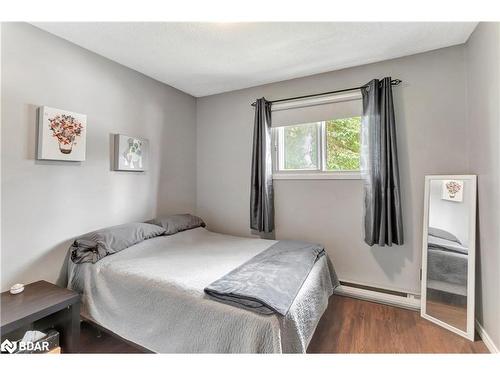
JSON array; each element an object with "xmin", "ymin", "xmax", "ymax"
[
  {"xmin": 283, "ymin": 123, "xmax": 319, "ymax": 170},
  {"xmin": 325, "ymin": 117, "xmax": 361, "ymax": 171}
]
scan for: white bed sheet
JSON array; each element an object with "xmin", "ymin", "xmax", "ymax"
[{"xmin": 68, "ymin": 227, "xmax": 335, "ymax": 353}]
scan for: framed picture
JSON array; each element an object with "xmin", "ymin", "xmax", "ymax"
[
  {"xmin": 442, "ymin": 179, "xmax": 464, "ymax": 202},
  {"xmin": 37, "ymin": 106, "xmax": 87, "ymax": 161},
  {"xmin": 114, "ymin": 134, "xmax": 149, "ymax": 172}
]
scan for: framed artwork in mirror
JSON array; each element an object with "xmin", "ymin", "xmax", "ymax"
[
  {"xmin": 442, "ymin": 179, "xmax": 464, "ymax": 202},
  {"xmin": 421, "ymin": 175, "xmax": 476, "ymax": 341}
]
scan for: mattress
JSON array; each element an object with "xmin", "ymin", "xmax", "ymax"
[{"xmin": 67, "ymin": 227, "xmax": 336, "ymax": 353}]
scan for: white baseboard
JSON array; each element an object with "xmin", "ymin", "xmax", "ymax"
[
  {"xmin": 334, "ymin": 284, "xmax": 420, "ymax": 310},
  {"xmin": 475, "ymin": 320, "xmax": 499, "ymax": 353}
]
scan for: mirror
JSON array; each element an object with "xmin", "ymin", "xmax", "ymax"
[{"xmin": 421, "ymin": 175, "xmax": 476, "ymax": 340}]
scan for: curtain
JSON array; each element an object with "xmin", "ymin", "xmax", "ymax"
[
  {"xmin": 361, "ymin": 78, "xmax": 404, "ymax": 246},
  {"xmin": 250, "ymin": 98, "xmax": 274, "ymax": 233}
]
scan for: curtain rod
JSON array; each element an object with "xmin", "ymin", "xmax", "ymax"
[{"xmin": 250, "ymin": 79, "xmax": 402, "ymax": 107}]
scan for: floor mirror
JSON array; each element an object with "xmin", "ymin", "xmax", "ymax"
[{"xmin": 421, "ymin": 175, "xmax": 476, "ymax": 341}]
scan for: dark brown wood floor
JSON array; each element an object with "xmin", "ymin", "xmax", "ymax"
[
  {"xmin": 307, "ymin": 295, "xmax": 488, "ymax": 353},
  {"xmin": 79, "ymin": 295, "xmax": 489, "ymax": 353},
  {"xmin": 80, "ymin": 322, "xmax": 143, "ymax": 353}
]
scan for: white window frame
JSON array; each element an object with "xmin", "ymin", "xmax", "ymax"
[{"xmin": 272, "ymin": 120, "xmax": 362, "ymax": 180}]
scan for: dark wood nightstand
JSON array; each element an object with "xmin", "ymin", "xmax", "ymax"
[{"xmin": 1, "ymin": 280, "xmax": 80, "ymax": 353}]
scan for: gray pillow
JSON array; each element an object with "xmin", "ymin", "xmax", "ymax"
[
  {"xmin": 70, "ymin": 222, "xmax": 166, "ymax": 264},
  {"xmin": 428, "ymin": 227, "xmax": 462, "ymax": 245},
  {"xmin": 147, "ymin": 214, "xmax": 206, "ymax": 235}
]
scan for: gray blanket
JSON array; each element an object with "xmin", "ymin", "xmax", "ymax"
[
  {"xmin": 428, "ymin": 248, "xmax": 467, "ymax": 286},
  {"xmin": 204, "ymin": 240, "xmax": 327, "ymax": 315}
]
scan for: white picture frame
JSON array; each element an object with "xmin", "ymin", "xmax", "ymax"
[
  {"xmin": 421, "ymin": 175, "xmax": 476, "ymax": 341},
  {"xmin": 37, "ymin": 106, "xmax": 87, "ymax": 161},
  {"xmin": 113, "ymin": 134, "xmax": 149, "ymax": 172}
]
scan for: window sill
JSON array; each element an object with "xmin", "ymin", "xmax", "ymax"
[{"xmin": 273, "ymin": 172, "xmax": 362, "ymax": 180}]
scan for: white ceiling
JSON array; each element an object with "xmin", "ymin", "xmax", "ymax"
[{"xmin": 32, "ymin": 22, "xmax": 477, "ymax": 97}]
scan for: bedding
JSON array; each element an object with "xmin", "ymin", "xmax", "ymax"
[
  {"xmin": 68, "ymin": 227, "xmax": 338, "ymax": 353},
  {"xmin": 428, "ymin": 227, "xmax": 462, "ymax": 245},
  {"xmin": 70, "ymin": 222, "xmax": 166, "ymax": 264},
  {"xmin": 427, "ymin": 248, "xmax": 467, "ymax": 286},
  {"xmin": 428, "ymin": 235, "xmax": 468, "ymax": 254},
  {"xmin": 427, "ymin": 229, "xmax": 468, "ymax": 295},
  {"xmin": 205, "ymin": 240, "xmax": 326, "ymax": 315},
  {"xmin": 147, "ymin": 213, "xmax": 205, "ymax": 235}
]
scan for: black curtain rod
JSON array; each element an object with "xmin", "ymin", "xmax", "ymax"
[{"xmin": 250, "ymin": 79, "xmax": 402, "ymax": 107}]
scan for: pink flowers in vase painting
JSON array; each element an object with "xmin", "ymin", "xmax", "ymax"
[
  {"xmin": 48, "ymin": 114, "xmax": 84, "ymax": 154},
  {"xmin": 37, "ymin": 106, "xmax": 87, "ymax": 161},
  {"xmin": 445, "ymin": 181, "xmax": 461, "ymax": 198},
  {"xmin": 442, "ymin": 180, "xmax": 464, "ymax": 202}
]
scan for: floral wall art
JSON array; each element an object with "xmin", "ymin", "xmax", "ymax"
[
  {"xmin": 114, "ymin": 134, "xmax": 149, "ymax": 172},
  {"xmin": 37, "ymin": 106, "xmax": 87, "ymax": 161},
  {"xmin": 442, "ymin": 179, "xmax": 464, "ymax": 202}
]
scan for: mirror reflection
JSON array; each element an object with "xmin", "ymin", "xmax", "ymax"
[{"xmin": 426, "ymin": 179, "xmax": 470, "ymax": 332}]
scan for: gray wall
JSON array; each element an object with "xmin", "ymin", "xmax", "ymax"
[
  {"xmin": 1, "ymin": 23, "xmax": 197, "ymax": 291},
  {"xmin": 465, "ymin": 22, "xmax": 500, "ymax": 349},
  {"xmin": 197, "ymin": 46, "xmax": 468, "ymax": 294}
]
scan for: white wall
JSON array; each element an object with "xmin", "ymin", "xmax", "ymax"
[
  {"xmin": 465, "ymin": 22, "xmax": 500, "ymax": 350},
  {"xmin": 1, "ymin": 23, "xmax": 197, "ymax": 291},
  {"xmin": 196, "ymin": 46, "xmax": 468, "ymax": 294}
]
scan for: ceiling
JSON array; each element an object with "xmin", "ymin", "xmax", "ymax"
[{"xmin": 32, "ymin": 22, "xmax": 477, "ymax": 97}]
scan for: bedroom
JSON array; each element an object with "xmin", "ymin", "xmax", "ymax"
[{"xmin": 1, "ymin": 0, "xmax": 499, "ymax": 372}]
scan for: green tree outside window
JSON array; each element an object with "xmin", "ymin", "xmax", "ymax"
[{"xmin": 325, "ymin": 117, "xmax": 361, "ymax": 171}]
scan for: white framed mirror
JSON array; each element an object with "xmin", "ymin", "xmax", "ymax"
[{"xmin": 421, "ymin": 175, "xmax": 476, "ymax": 341}]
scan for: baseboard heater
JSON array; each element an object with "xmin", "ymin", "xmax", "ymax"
[{"xmin": 334, "ymin": 280, "xmax": 420, "ymax": 310}]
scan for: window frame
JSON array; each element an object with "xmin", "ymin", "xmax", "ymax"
[{"xmin": 272, "ymin": 120, "xmax": 362, "ymax": 180}]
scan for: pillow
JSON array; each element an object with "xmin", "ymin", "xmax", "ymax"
[
  {"xmin": 147, "ymin": 214, "xmax": 206, "ymax": 235},
  {"xmin": 428, "ymin": 227, "xmax": 462, "ymax": 245},
  {"xmin": 70, "ymin": 222, "xmax": 165, "ymax": 264}
]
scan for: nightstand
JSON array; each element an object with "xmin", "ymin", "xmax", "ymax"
[{"xmin": 1, "ymin": 280, "xmax": 80, "ymax": 353}]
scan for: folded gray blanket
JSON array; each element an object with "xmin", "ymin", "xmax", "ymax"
[{"xmin": 204, "ymin": 240, "xmax": 326, "ymax": 315}]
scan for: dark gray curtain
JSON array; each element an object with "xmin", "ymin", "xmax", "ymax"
[
  {"xmin": 361, "ymin": 78, "xmax": 404, "ymax": 246},
  {"xmin": 250, "ymin": 98, "xmax": 274, "ymax": 233}
]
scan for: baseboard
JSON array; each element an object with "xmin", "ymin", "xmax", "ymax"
[
  {"xmin": 475, "ymin": 320, "xmax": 499, "ymax": 353},
  {"xmin": 334, "ymin": 284, "xmax": 420, "ymax": 310}
]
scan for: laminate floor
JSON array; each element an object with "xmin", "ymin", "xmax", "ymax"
[{"xmin": 307, "ymin": 295, "xmax": 488, "ymax": 353}]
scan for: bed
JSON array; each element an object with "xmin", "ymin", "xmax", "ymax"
[
  {"xmin": 427, "ymin": 228, "xmax": 468, "ymax": 296},
  {"xmin": 67, "ymin": 227, "xmax": 337, "ymax": 353}
]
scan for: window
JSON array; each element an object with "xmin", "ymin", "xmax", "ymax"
[
  {"xmin": 273, "ymin": 116, "xmax": 362, "ymax": 179},
  {"xmin": 271, "ymin": 91, "xmax": 363, "ymax": 179},
  {"xmin": 281, "ymin": 122, "xmax": 320, "ymax": 170}
]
